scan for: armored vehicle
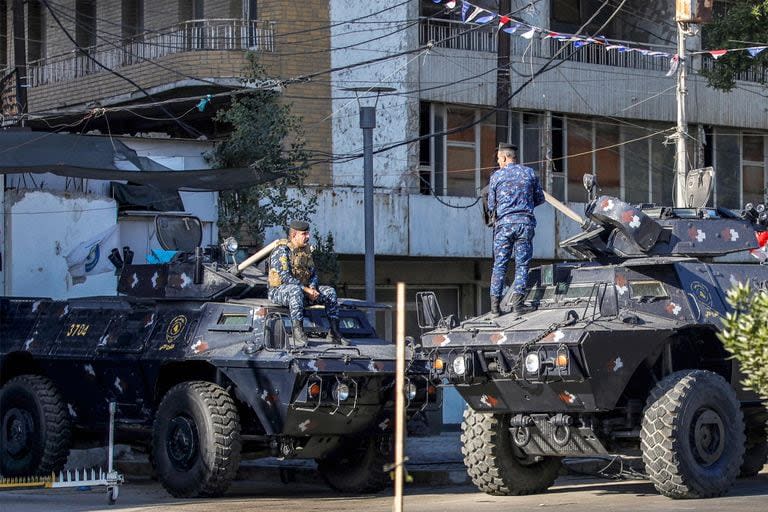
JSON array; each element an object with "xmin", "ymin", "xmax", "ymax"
[
  {"xmin": 421, "ymin": 185, "xmax": 768, "ymax": 499},
  {"xmin": 0, "ymin": 214, "xmax": 437, "ymax": 498}
]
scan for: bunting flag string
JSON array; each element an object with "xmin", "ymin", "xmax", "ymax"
[{"xmin": 430, "ymin": 0, "xmax": 768, "ymax": 75}]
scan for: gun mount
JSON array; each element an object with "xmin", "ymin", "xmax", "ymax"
[{"xmin": 551, "ymin": 194, "xmax": 766, "ymax": 261}]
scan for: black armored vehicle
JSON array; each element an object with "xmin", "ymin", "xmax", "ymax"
[
  {"xmin": 422, "ymin": 184, "xmax": 768, "ymax": 499},
  {"xmin": 0, "ymin": 214, "xmax": 437, "ymax": 497}
]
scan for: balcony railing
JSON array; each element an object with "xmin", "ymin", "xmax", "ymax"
[
  {"xmin": 28, "ymin": 19, "xmax": 275, "ymax": 88},
  {"xmin": 420, "ymin": 18, "xmax": 767, "ymax": 83}
]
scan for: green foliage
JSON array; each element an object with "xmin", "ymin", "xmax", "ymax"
[
  {"xmin": 210, "ymin": 53, "xmax": 317, "ymax": 246},
  {"xmin": 718, "ymin": 281, "xmax": 768, "ymax": 399},
  {"xmin": 700, "ymin": 1, "xmax": 768, "ymax": 91},
  {"xmin": 311, "ymin": 230, "xmax": 340, "ymax": 286}
]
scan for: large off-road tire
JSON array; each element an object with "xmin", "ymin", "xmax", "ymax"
[
  {"xmin": 0, "ymin": 375, "xmax": 72, "ymax": 477},
  {"xmin": 740, "ymin": 407, "xmax": 768, "ymax": 477},
  {"xmin": 461, "ymin": 408, "xmax": 561, "ymax": 496},
  {"xmin": 641, "ymin": 370, "xmax": 745, "ymax": 499},
  {"xmin": 316, "ymin": 436, "xmax": 390, "ymax": 493},
  {"xmin": 152, "ymin": 381, "xmax": 241, "ymax": 498}
]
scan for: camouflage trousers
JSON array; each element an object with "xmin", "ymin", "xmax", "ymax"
[
  {"xmin": 491, "ymin": 222, "xmax": 534, "ymax": 298},
  {"xmin": 268, "ymin": 284, "xmax": 339, "ymax": 321}
]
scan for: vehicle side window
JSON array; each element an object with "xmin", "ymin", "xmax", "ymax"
[{"xmin": 629, "ymin": 280, "xmax": 668, "ymax": 301}]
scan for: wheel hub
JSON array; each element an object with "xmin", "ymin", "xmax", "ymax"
[
  {"xmin": 166, "ymin": 415, "xmax": 199, "ymax": 471},
  {"xmin": 3, "ymin": 408, "xmax": 34, "ymax": 457},
  {"xmin": 691, "ymin": 408, "xmax": 725, "ymax": 466}
]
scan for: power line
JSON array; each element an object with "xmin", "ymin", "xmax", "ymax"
[{"xmin": 39, "ymin": 0, "xmax": 203, "ymax": 138}]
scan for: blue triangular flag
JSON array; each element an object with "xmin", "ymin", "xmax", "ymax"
[{"xmin": 747, "ymin": 46, "xmax": 767, "ymax": 57}]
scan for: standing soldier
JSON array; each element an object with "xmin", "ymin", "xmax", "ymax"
[
  {"xmin": 487, "ymin": 144, "xmax": 545, "ymax": 317},
  {"xmin": 268, "ymin": 221, "xmax": 349, "ymax": 346}
]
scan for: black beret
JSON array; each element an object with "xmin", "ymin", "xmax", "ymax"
[
  {"xmin": 497, "ymin": 143, "xmax": 518, "ymax": 152},
  {"xmin": 289, "ymin": 220, "xmax": 310, "ymax": 232}
]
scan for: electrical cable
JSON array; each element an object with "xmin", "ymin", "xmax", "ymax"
[{"xmin": 40, "ymin": 0, "xmax": 203, "ymax": 138}]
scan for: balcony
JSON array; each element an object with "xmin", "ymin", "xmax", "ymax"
[
  {"xmin": 27, "ymin": 19, "xmax": 275, "ymax": 88},
  {"xmin": 419, "ymin": 17, "xmax": 766, "ymax": 82}
]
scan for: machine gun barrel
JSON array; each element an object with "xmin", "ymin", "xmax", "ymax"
[
  {"xmin": 544, "ymin": 191, "xmax": 584, "ymax": 226},
  {"xmin": 237, "ymin": 240, "xmax": 279, "ymax": 273}
]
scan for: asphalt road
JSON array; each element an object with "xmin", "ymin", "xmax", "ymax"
[{"xmin": 2, "ymin": 471, "xmax": 767, "ymax": 512}]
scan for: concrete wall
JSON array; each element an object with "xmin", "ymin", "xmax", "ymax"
[
  {"xmin": 329, "ymin": 1, "xmax": 420, "ymax": 190},
  {"xmin": 5, "ymin": 189, "xmax": 118, "ymax": 298}
]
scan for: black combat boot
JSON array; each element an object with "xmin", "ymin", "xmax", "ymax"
[
  {"xmin": 509, "ymin": 293, "xmax": 532, "ymax": 314},
  {"xmin": 490, "ymin": 296, "xmax": 501, "ymax": 318},
  {"xmin": 292, "ymin": 320, "xmax": 308, "ymax": 347},
  {"xmin": 327, "ymin": 318, "xmax": 350, "ymax": 346}
]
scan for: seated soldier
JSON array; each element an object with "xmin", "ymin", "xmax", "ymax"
[{"xmin": 267, "ymin": 220, "xmax": 349, "ymax": 346}]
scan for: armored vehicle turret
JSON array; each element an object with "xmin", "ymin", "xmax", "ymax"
[
  {"xmin": 0, "ymin": 214, "xmax": 438, "ymax": 498},
  {"xmin": 422, "ymin": 184, "xmax": 767, "ymax": 500}
]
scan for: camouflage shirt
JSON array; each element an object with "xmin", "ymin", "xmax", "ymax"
[{"xmin": 488, "ymin": 163, "xmax": 545, "ymax": 226}]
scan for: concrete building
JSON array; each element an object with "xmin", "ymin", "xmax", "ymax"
[{"xmin": 2, "ymin": 1, "xmax": 766, "ymax": 424}]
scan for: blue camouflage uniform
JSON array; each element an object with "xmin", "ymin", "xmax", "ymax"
[
  {"xmin": 488, "ymin": 163, "xmax": 545, "ymax": 299},
  {"xmin": 267, "ymin": 242, "xmax": 339, "ymax": 321}
]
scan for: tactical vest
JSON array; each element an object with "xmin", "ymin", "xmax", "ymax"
[{"xmin": 268, "ymin": 239, "xmax": 315, "ymax": 287}]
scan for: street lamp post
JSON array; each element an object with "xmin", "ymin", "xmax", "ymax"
[{"xmin": 342, "ymin": 87, "xmax": 395, "ymax": 321}]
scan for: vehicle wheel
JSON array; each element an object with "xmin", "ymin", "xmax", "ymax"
[
  {"xmin": 152, "ymin": 381, "xmax": 241, "ymax": 498},
  {"xmin": 0, "ymin": 375, "xmax": 72, "ymax": 477},
  {"xmin": 316, "ymin": 436, "xmax": 390, "ymax": 493},
  {"xmin": 461, "ymin": 407, "xmax": 561, "ymax": 496},
  {"xmin": 641, "ymin": 370, "xmax": 745, "ymax": 499},
  {"xmin": 740, "ymin": 407, "xmax": 768, "ymax": 477}
]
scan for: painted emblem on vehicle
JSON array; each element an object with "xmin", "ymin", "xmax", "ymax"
[
  {"xmin": 690, "ymin": 281, "xmax": 712, "ymax": 306},
  {"xmin": 166, "ymin": 315, "xmax": 188, "ymax": 342}
]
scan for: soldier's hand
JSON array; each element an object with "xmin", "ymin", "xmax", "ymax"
[{"xmin": 304, "ymin": 287, "xmax": 320, "ymax": 301}]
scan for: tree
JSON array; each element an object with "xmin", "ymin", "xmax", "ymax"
[
  {"xmin": 311, "ymin": 230, "xmax": 340, "ymax": 287},
  {"xmin": 718, "ymin": 282, "xmax": 768, "ymax": 399},
  {"xmin": 210, "ymin": 53, "xmax": 317, "ymax": 246},
  {"xmin": 700, "ymin": 1, "xmax": 768, "ymax": 91}
]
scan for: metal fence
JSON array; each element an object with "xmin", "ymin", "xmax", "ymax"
[
  {"xmin": 420, "ymin": 18, "xmax": 766, "ymax": 82},
  {"xmin": 28, "ymin": 19, "xmax": 275, "ymax": 88}
]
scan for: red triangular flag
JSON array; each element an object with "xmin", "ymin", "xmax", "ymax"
[
  {"xmin": 709, "ymin": 49, "xmax": 727, "ymax": 59},
  {"xmin": 498, "ymin": 15, "xmax": 510, "ymax": 29}
]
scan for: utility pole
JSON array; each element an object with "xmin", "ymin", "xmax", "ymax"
[
  {"xmin": 361, "ymin": 105, "xmax": 376, "ymax": 312},
  {"xmin": 495, "ymin": 0, "xmax": 511, "ymax": 146},
  {"xmin": 673, "ymin": 19, "xmax": 688, "ymax": 207},
  {"xmin": 12, "ymin": 0, "xmax": 27, "ymax": 114}
]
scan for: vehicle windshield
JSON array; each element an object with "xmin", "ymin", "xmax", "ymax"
[{"xmin": 525, "ymin": 282, "xmax": 605, "ymax": 305}]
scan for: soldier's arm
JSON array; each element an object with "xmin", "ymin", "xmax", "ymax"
[
  {"xmin": 271, "ymin": 246, "xmax": 302, "ymax": 285},
  {"xmin": 488, "ymin": 174, "xmax": 497, "ymax": 212},
  {"xmin": 309, "ymin": 267, "xmax": 319, "ymax": 289},
  {"xmin": 533, "ymin": 174, "xmax": 545, "ymax": 207}
]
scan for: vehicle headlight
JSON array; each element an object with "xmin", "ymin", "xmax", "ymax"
[
  {"xmin": 332, "ymin": 382, "xmax": 350, "ymax": 402},
  {"xmin": 525, "ymin": 353, "xmax": 540, "ymax": 373},
  {"xmin": 407, "ymin": 383, "xmax": 417, "ymax": 400},
  {"xmin": 452, "ymin": 356, "xmax": 467, "ymax": 376},
  {"xmin": 223, "ymin": 237, "xmax": 238, "ymax": 254}
]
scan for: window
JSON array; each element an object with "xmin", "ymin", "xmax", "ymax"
[
  {"xmin": 715, "ymin": 131, "xmax": 740, "ymax": 208},
  {"xmin": 420, "ymin": 103, "xmax": 543, "ymax": 198},
  {"xmin": 566, "ymin": 118, "xmax": 592, "ymax": 201},
  {"xmin": 243, "ymin": 0, "xmax": 257, "ymax": 20},
  {"xmin": 629, "ymin": 280, "xmax": 668, "ymax": 300},
  {"xmin": 122, "ymin": 0, "xmax": 144, "ymax": 40},
  {"xmin": 552, "ymin": 0, "xmax": 581, "ymax": 25},
  {"xmin": 179, "ymin": 0, "xmax": 204, "ymax": 21},
  {"xmin": 75, "ymin": 0, "xmax": 96, "ymax": 49},
  {"xmin": 27, "ymin": 0, "xmax": 44, "ymax": 62},
  {"xmin": 742, "ymin": 134, "xmax": 766, "ymax": 207}
]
